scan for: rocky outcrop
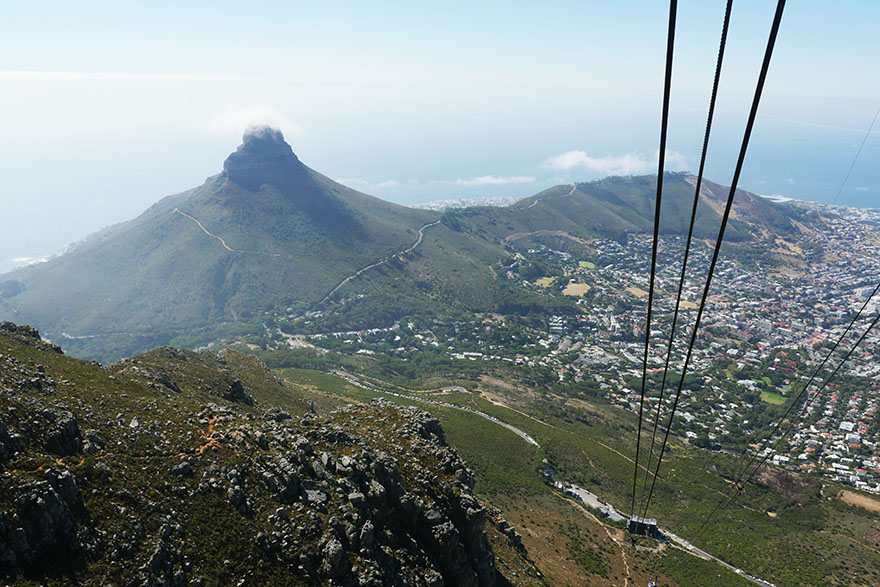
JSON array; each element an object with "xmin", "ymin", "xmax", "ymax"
[
  {"xmin": 221, "ymin": 126, "xmax": 306, "ymax": 192},
  {"xmin": 0, "ymin": 468, "xmax": 91, "ymax": 579},
  {"xmin": 112, "ymin": 348, "xmax": 254, "ymax": 405},
  {"xmin": 0, "ymin": 326, "xmax": 510, "ymax": 586},
  {"xmin": 43, "ymin": 411, "xmax": 83, "ymax": 456},
  {"xmin": 0, "ymin": 420, "xmax": 22, "ymax": 464},
  {"xmin": 229, "ymin": 401, "xmax": 498, "ymax": 586},
  {"xmin": 0, "ymin": 323, "xmax": 62, "ymax": 354}
]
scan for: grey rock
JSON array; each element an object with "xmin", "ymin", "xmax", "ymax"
[
  {"xmin": 43, "ymin": 412, "xmax": 82, "ymax": 456},
  {"xmin": 294, "ymin": 436, "xmax": 314, "ymax": 456},
  {"xmin": 348, "ymin": 492, "xmax": 366, "ymax": 509},
  {"xmin": 304, "ymin": 488, "xmax": 328, "ymax": 505},
  {"xmin": 0, "ymin": 420, "xmax": 21, "ymax": 463},
  {"xmin": 320, "ymin": 537, "xmax": 347, "ymax": 579},
  {"xmin": 359, "ymin": 520, "xmax": 375, "ymax": 548},
  {"xmin": 227, "ymin": 486, "xmax": 252, "ymax": 516},
  {"xmin": 1, "ymin": 468, "xmax": 88, "ymax": 577},
  {"xmin": 170, "ymin": 462, "xmax": 193, "ymax": 477},
  {"xmin": 81, "ymin": 428, "xmax": 103, "ymax": 454}
]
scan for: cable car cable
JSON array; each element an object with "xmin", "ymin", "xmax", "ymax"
[
  {"xmin": 640, "ymin": 0, "xmax": 787, "ymax": 519},
  {"xmin": 631, "ymin": 0, "xmax": 678, "ymax": 518},
  {"xmin": 639, "ymin": 0, "xmax": 733, "ymax": 518},
  {"xmin": 698, "ymin": 302, "xmax": 880, "ymax": 537},
  {"xmin": 832, "ymin": 103, "xmax": 880, "ymax": 205}
]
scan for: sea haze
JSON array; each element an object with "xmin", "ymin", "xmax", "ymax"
[{"xmin": 1, "ymin": 104, "xmax": 877, "ymax": 276}]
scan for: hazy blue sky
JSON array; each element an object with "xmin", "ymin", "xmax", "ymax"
[{"xmin": 1, "ymin": 0, "xmax": 878, "ymax": 272}]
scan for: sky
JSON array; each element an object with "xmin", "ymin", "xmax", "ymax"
[{"xmin": 1, "ymin": 0, "xmax": 879, "ymax": 273}]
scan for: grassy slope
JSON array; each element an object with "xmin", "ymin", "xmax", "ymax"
[
  {"xmin": 0, "ymin": 330, "xmax": 543, "ymax": 585},
  {"xmin": 315, "ymin": 221, "xmax": 517, "ymax": 329},
  {"xmin": 450, "ymin": 173, "xmax": 811, "ymax": 247},
  {"xmin": 307, "ymin": 365, "xmax": 880, "ymax": 586},
  {"xmin": 0, "ymin": 167, "xmax": 438, "ymax": 361},
  {"xmin": 0, "ymin": 172, "xmax": 822, "ymax": 365}
]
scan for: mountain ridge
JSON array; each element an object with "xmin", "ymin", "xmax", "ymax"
[
  {"xmin": 0, "ymin": 129, "xmax": 827, "ymax": 362},
  {"xmin": 0, "ymin": 129, "xmax": 437, "ymax": 350}
]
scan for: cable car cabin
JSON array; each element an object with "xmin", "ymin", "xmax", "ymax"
[{"xmin": 627, "ymin": 515, "xmax": 660, "ymax": 539}]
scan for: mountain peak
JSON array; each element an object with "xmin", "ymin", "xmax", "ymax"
[
  {"xmin": 222, "ymin": 125, "xmax": 303, "ymax": 190},
  {"xmin": 241, "ymin": 125, "xmax": 293, "ymax": 153}
]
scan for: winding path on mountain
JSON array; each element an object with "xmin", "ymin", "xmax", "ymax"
[
  {"xmin": 318, "ymin": 219, "xmax": 441, "ymax": 305},
  {"xmin": 173, "ymin": 206, "xmax": 443, "ymax": 313},
  {"xmin": 174, "ymin": 208, "xmax": 236, "ymax": 252},
  {"xmin": 174, "ymin": 208, "xmax": 285, "ymax": 257},
  {"xmin": 518, "ymin": 183, "xmax": 577, "ymax": 210},
  {"xmin": 330, "ymin": 369, "xmax": 540, "ymax": 447}
]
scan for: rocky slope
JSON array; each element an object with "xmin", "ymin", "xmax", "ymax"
[{"xmin": 0, "ymin": 322, "xmax": 530, "ymax": 585}]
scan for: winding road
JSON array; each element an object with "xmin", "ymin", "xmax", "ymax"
[
  {"xmin": 518, "ymin": 183, "xmax": 577, "ymax": 210},
  {"xmin": 174, "ymin": 208, "xmax": 235, "ymax": 252},
  {"xmin": 173, "ymin": 207, "xmax": 440, "ymax": 307},
  {"xmin": 174, "ymin": 208, "xmax": 282, "ymax": 257},
  {"xmin": 330, "ymin": 369, "xmax": 540, "ymax": 447},
  {"xmin": 318, "ymin": 220, "xmax": 441, "ymax": 304}
]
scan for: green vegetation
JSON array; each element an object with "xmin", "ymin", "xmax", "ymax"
[
  {"xmin": 653, "ymin": 547, "xmax": 753, "ymax": 587},
  {"xmin": 0, "ymin": 168, "xmax": 821, "ymax": 364},
  {"xmin": 312, "ymin": 359, "xmax": 880, "ymax": 587},
  {"xmin": 437, "ymin": 408, "xmax": 545, "ymax": 497},
  {"xmin": 564, "ymin": 523, "xmax": 609, "ymax": 578},
  {"xmin": 760, "ymin": 390, "xmax": 787, "ymax": 405}
]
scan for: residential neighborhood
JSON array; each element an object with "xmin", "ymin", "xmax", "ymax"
[{"xmin": 262, "ymin": 200, "xmax": 880, "ymax": 491}]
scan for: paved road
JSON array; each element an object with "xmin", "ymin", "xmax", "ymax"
[
  {"xmin": 518, "ymin": 183, "xmax": 577, "ymax": 210},
  {"xmin": 554, "ymin": 480, "xmax": 626, "ymax": 522},
  {"xmin": 319, "ymin": 220, "xmax": 441, "ymax": 304},
  {"xmin": 333, "ymin": 368, "xmax": 774, "ymax": 586},
  {"xmin": 663, "ymin": 529, "xmax": 775, "ymax": 586},
  {"xmin": 331, "ymin": 370, "xmax": 540, "ymax": 447},
  {"xmin": 552, "ymin": 478, "xmax": 774, "ymax": 585}
]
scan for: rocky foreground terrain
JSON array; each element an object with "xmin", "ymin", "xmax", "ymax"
[{"xmin": 0, "ymin": 322, "xmax": 534, "ymax": 585}]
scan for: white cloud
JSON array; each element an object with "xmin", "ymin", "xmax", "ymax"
[
  {"xmin": 336, "ymin": 177, "xmax": 369, "ymax": 185},
  {"xmin": 11, "ymin": 255, "xmax": 49, "ymax": 265},
  {"xmin": 197, "ymin": 105, "xmax": 305, "ymax": 137},
  {"xmin": 855, "ymin": 186, "xmax": 870, "ymax": 191},
  {"xmin": 342, "ymin": 175, "xmax": 534, "ymax": 190},
  {"xmin": 0, "ymin": 70, "xmax": 282, "ymax": 83},
  {"xmin": 453, "ymin": 175, "xmax": 535, "ymax": 186},
  {"xmin": 665, "ymin": 150, "xmax": 688, "ymax": 171},
  {"xmin": 336, "ymin": 178, "xmax": 401, "ymax": 189},
  {"xmin": 542, "ymin": 149, "xmax": 688, "ymax": 175},
  {"xmin": 785, "ymin": 178, "xmax": 795, "ymax": 185}
]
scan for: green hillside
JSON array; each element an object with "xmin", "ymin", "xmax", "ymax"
[
  {"xmin": 0, "ymin": 129, "xmax": 825, "ymax": 363},
  {"xmin": 0, "ymin": 128, "xmax": 438, "ymax": 359},
  {"xmin": 447, "ymin": 172, "xmax": 817, "ymax": 246},
  {"xmin": 0, "ymin": 321, "xmax": 544, "ymax": 585}
]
